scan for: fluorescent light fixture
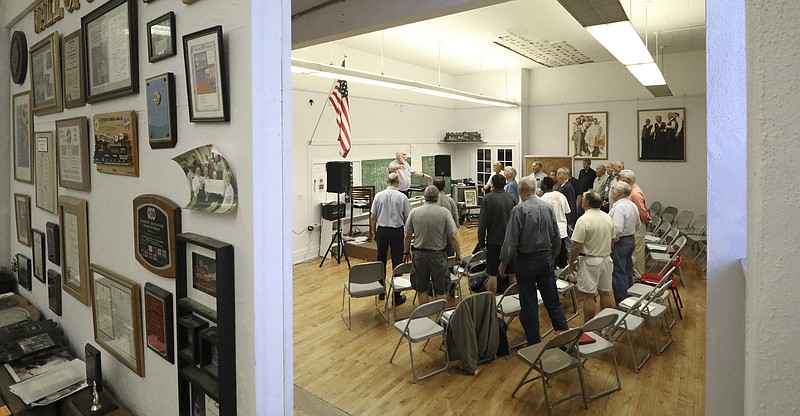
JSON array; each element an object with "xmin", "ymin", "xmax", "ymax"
[
  {"xmin": 586, "ymin": 21, "xmax": 654, "ymax": 65},
  {"xmin": 626, "ymin": 62, "xmax": 666, "ymax": 86},
  {"xmin": 291, "ymin": 58, "xmax": 518, "ymax": 108}
]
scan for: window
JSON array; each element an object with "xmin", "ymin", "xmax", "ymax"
[
  {"xmin": 476, "ymin": 148, "xmax": 492, "ymax": 186},
  {"xmin": 497, "ymin": 149, "xmax": 513, "ymax": 169}
]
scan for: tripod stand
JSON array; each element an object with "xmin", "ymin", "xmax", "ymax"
[{"xmin": 319, "ymin": 193, "xmax": 350, "ymax": 268}]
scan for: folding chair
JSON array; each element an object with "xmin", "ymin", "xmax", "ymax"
[
  {"xmin": 341, "ymin": 261, "xmax": 388, "ymax": 329},
  {"xmin": 646, "ymin": 227, "xmax": 679, "ymax": 253},
  {"xmin": 645, "ymin": 220, "xmax": 671, "ymax": 244},
  {"xmin": 457, "ymin": 250, "xmax": 487, "ymax": 294},
  {"xmin": 648, "ymin": 201, "xmax": 662, "ymax": 220},
  {"xmin": 495, "ymin": 283, "xmax": 537, "ymax": 350},
  {"xmin": 629, "ymin": 257, "xmax": 684, "ymax": 321},
  {"xmin": 542, "ymin": 266, "xmax": 580, "ymax": 338},
  {"xmin": 446, "ymin": 255, "xmax": 464, "ymax": 302},
  {"xmin": 672, "ymin": 210, "xmax": 694, "ymax": 231},
  {"xmin": 386, "ymin": 262, "xmax": 415, "ymax": 320},
  {"xmin": 648, "ymin": 236, "xmax": 687, "ymax": 286},
  {"xmin": 578, "ymin": 314, "xmax": 621, "ymax": 400},
  {"xmin": 619, "ymin": 277, "xmax": 674, "ymax": 355},
  {"xmin": 678, "ymin": 214, "xmax": 705, "ymax": 236},
  {"xmin": 594, "ymin": 293, "xmax": 650, "ymax": 372},
  {"xmin": 511, "ymin": 328, "xmax": 589, "ymax": 416},
  {"xmin": 389, "ymin": 299, "xmax": 449, "ymax": 383},
  {"xmin": 660, "ymin": 206, "xmax": 678, "ymax": 224}
]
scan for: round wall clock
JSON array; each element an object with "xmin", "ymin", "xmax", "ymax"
[{"xmin": 10, "ymin": 31, "xmax": 27, "ymax": 85}]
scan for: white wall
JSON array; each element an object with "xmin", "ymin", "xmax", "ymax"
[{"xmin": 4, "ymin": 2, "xmax": 259, "ymax": 414}]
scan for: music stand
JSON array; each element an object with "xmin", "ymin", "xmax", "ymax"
[{"xmin": 319, "ymin": 193, "xmax": 350, "ymax": 268}]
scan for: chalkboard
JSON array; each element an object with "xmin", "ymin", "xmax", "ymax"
[{"xmin": 360, "ymin": 158, "xmax": 395, "ymax": 193}]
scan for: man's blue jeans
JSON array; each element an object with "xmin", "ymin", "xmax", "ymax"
[
  {"xmin": 610, "ymin": 235, "xmax": 635, "ymax": 304},
  {"xmin": 515, "ymin": 250, "xmax": 569, "ymax": 345}
]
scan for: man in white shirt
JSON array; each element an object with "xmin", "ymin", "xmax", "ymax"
[
  {"xmin": 369, "ymin": 173, "xmax": 410, "ymax": 305},
  {"xmin": 529, "ymin": 160, "xmax": 547, "ymax": 190},
  {"xmin": 388, "ymin": 150, "xmax": 432, "ymax": 196},
  {"xmin": 539, "ymin": 177, "xmax": 570, "ymax": 269},
  {"xmin": 607, "ymin": 181, "xmax": 641, "ymax": 304},
  {"xmin": 605, "ymin": 160, "xmax": 624, "ymax": 207}
]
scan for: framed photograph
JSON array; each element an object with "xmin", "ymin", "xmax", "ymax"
[
  {"xmin": 89, "ymin": 264, "xmax": 144, "ymax": 376},
  {"xmin": 48, "ymin": 270, "xmax": 62, "ymax": 316},
  {"xmin": 59, "ymin": 196, "xmax": 91, "ymax": 306},
  {"xmin": 93, "ymin": 110, "xmax": 139, "ymax": 176},
  {"xmin": 35, "ymin": 131, "xmax": 58, "ymax": 213},
  {"xmin": 172, "ymin": 145, "xmax": 238, "ymax": 213},
  {"xmin": 14, "ymin": 194, "xmax": 31, "ymax": 247},
  {"xmin": 32, "ymin": 230, "xmax": 46, "ymax": 283},
  {"xmin": 176, "ymin": 233, "xmax": 233, "ymax": 317},
  {"xmin": 145, "ymin": 283, "xmax": 174, "ymax": 363},
  {"xmin": 12, "ymin": 91, "xmax": 33, "ymax": 183},
  {"xmin": 82, "ymin": 0, "xmax": 139, "ymax": 103},
  {"xmin": 183, "ymin": 26, "xmax": 229, "ymax": 122},
  {"xmin": 568, "ymin": 112, "xmax": 608, "ymax": 160},
  {"xmin": 56, "ymin": 117, "xmax": 91, "ymax": 191},
  {"xmin": 637, "ymin": 108, "xmax": 686, "ymax": 162},
  {"xmin": 147, "ymin": 12, "xmax": 176, "ymax": 63},
  {"xmin": 463, "ymin": 189, "xmax": 477, "ymax": 207},
  {"xmin": 62, "ymin": 29, "xmax": 86, "ymax": 108},
  {"xmin": 134, "ymin": 195, "xmax": 181, "ymax": 277},
  {"xmin": 16, "ymin": 254, "xmax": 31, "ymax": 292},
  {"xmin": 146, "ymin": 73, "xmax": 178, "ymax": 148},
  {"xmin": 47, "ymin": 222, "xmax": 61, "ymax": 265},
  {"xmin": 29, "ymin": 31, "xmax": 63, "ymax": 115}
]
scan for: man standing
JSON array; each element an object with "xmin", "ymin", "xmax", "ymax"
[
  {"xmin": 529, "ymin": 161, "xmax": 547, "ymax": 190},
  {"xmin": 556, "ymin": 168, "xmax": 577, "ymax": 229},
  {"xmin": 567, "ymin": 191, "xmax": 615, "ymax": 321},
  {"xmin": 369, "ymin": 173, "xmax": 409, "ymax": 305},
  {"xmin": 605, "ymin": 160, "xmax": 624, "ymax": 207},
  {"xmin": 641, "ymin": 118, "xmax": 655, "ymax": 159},
  {"xmin": 653, "ymin": 115, "xmax": 668, "ymax": 160},
  {"xmin": 607, "ymin": 182, "xmax": 640, "ymax": 304},
  {"xmin": 478, "ymin": 174, "xmax": 518, "ymax": 293},
  {"xmin": 674, "ymin": 111, "xmax": 684, "ymax": 160},
  {"xmin": 539, "ymin": 177, "xmax": 571, "ymax": 269},
  {"xmin": 577, "ymin": 159, "xmax": 596, "ymax": 197},
  {"xmin": 483, "ymin": 161, "xmax": 504, "ymax": 193},
  {"xmin": 403, "ymin": 186, "xmax": 462, "ymax": 305},
  {"xmin": 503, "ymin": 166, "xmax": 519, "ymax": 201},
  {"xmin": 499, "ymin": 177, "xmax": 568, "ymax": 345},
  {"xmin": 433, "ymin": 177, "xmax": 459, "ymax": 256},
  {"xmin": 592, "ymin": 165, "xmax": 613, "ymax": 212},
  {"xmin": 388, "ymin": 150, "xmax": 432, "ymax": 196},
  {"xmin": 618, "ymin": 170, "xmax": 651, "ymax": 280}
]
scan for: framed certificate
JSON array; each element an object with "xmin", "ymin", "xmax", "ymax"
[
  {"xmin": 146, "ymin": 73, "xmax": 178, "ymax": 148},
  {"xmin": 59, "ymin": 196, "xmax": 91, "ymax": 305},
  {"xmin": 62, "ymin": 29, "xmax": 86, "ymax": 108},
  {"xmin": 145, "ymin": 283, "xmax": 174, "ymax": 363},
  {"xmin": 90, "ymin": 264, "xmax": 144, "ymax": 376},
  {"xmin": 82, "ymin": 0, "xmax": 139, "ymax": 103},
  {"xmin": 147, "ymin": 12, "xmax": 176, "ymax": 63},
  {"xmin": 12, "ymin": 91, "xmax": 33, "ymax": 184},
  {"xmin": 133, "ymin": 195, "xmax": 181, "ymax": 277},
  {"xmin": 35, "ymin": 131, "xmax": 58, "ymax": 213},
  {"xmin": 93, "ymin": 110, "xmax": 139, "ymax": 176},
  {"xmin": 32, "ymin": 229, "xmax": 46, "ymax": 283},
  {"xmin": 183, "ymin": 26, "xmax": 229, "ymax": 122},
  {"xmin": 29, "ymin": 31, "xmax": 63, "ymax": 115},
  {"xmin": 56, "ymin": 117, "xmax": 91, "ymax": 191},
  {"xmin": 14, "ymin": 193, "xmax": 31, "ymax": 247}
]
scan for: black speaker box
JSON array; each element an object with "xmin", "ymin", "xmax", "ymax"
[
  {"xmin": 434, "ymin": 155, "xmax": 451, "ymax": 177},
  {"xmin": 326, "ymin": 161, "xmax": 352, "ymax": 193}
]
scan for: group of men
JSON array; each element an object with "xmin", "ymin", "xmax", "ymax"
[
  {"xmin": 367, "ymin": 150, "xmax": 651, "ymax": 347},
  {"xmin": 640, "ymin": 112, "xmax": 685, "ymax": 160}
]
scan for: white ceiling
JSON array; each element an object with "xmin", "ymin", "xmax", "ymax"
[{"xmin": 293, "ymin": 0, "xmax": 705, "ymax": 76}]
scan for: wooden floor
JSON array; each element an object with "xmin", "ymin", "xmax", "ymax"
[{"xmin": 293, "ymin": 226, "xmax": 706, "ymax": 415}]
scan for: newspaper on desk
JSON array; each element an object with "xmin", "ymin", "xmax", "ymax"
[{"xmin": 8, "ymin": 358, "xmax": 86, "ymax": 405}]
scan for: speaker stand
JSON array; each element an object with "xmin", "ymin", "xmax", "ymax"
[{"xmin": 319, "ymin": 193, "xmax": 350, "ymax": 268}]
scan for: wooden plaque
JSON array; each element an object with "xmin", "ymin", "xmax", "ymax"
[
  {"xmin": 93, "ymin": 110, "xmax": 139, "ymax": 176},
  {"xmin": 134, "ymin": 195, "xmax": 181, "ymax": 278}
]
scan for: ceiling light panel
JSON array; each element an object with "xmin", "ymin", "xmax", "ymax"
[{"xmin": 495, "ymin": 33, "xmax": 593, "ymax": 68}]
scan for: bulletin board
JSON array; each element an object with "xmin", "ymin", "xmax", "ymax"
[{"xmin": 523, "ymin": 155, "xmax": 574, "ymax": 178}]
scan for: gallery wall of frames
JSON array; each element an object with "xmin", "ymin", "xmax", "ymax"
[{"xmin": 6, "ymin": 0, "xmax": 253, "ymax": 415}]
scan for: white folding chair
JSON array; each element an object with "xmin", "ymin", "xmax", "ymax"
[
  {"xmin": 341, "ymin": 261, "xmax": 389, "ymax": 329},
  {"xmin": 386, "ymin": 262, "xmax": 415, "ymax": 320},
  {"xmin": 578, "ymin": 314, "xmax": 622, "ymax": 400},
  {"xmin": 389, "ymin": 299, "xmax": 449, "ymax": 383},
  {"xmin": 594, "ymin": 293, "xmax": 650, "ymax": 372}
]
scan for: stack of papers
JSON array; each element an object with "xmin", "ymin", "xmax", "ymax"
[{"xmin": 8, "ymin": 359, "xmax": 85, "ymax": 405}]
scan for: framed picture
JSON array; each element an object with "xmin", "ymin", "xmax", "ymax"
[
  {"xmin": 56, "ymin": 117, "xmax": 91, "ymax": 191},
  {"xmin": 172, "ymin": 145, "xmax": 238, "ymax": 213},
  {"xmin": 12, "ymin": 91, "xmax": 33, "ymax": 183},
  {"xmin": 32, "ymin": 230, "xmax": 46, "ymax": 283},
  {"xmin": 89, "ymin": 264, "xmax": 144, "ymax": 376},
  {"xmin": 35, "ymin": 131, "xmax": 58, "ymax": 213},
  {"xmin": 29, "ymin": 31, "xmax": 63, "ymax": 115},
  {"xmin": 183, "ymin": 26, "xmax": 229, "ymax": 122},
  {"xmin": 59, "ymin": 196, "xmax": 91, "ymax": 305},
  {"xmin": 463, "ymin": 189, "xmax": 478, "ymax": 207},
  {"xmin": 47, "ymin": 222, "xmax": 61, "ymax": 266},
  {"xmin": 147, "ymin": 12, "xmax": 176, "ymax": 62},
  {"xmin": 62, "ymin": 29, "xmax": 86, "ymax": 108},
  {"xmin": 144, "ymin": 283, "xmax": 174, "ymax": 363},
  {"xmin": 82, "ymin": 0, "xmax": 139, "ymax": 103},
  {"xmin": 637, "ymin": 108, "xmax": 686, "ymax": 162},
  {"xmin": 568, "ymin": 112, "xmax": 608, "ymax": 160},
  {"xmin": 93, "ymin": 111, "xmax": 139, "ymax": 176},
  {"xmin": 14, "ymin": 194, "xmax": 31, "ymax": 247},
  {"xmin": 48, "ymin": 270, "xmax": 62, "ymax": 316},
  {"xmin": 146, "ymin": 73, "xmax": 178, "ymax": 148},
  {"xmin": 134, "ymin": 195, "xmax": 181, "ymax": 277},
  {"xmin": 16, "ymin": 254, "xmax": 31, "ymax": 292},
  {"xmin": 176, "ymin": 233, "xmax": 233, "ymax": 316}
]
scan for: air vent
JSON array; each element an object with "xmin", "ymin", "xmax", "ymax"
[{"xmin": 495, "ymin": 34, "xmax": 593, "ymax": 68}]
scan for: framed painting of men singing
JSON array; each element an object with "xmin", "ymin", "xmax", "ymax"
[
  {"xmin": 638, "ymin": 108, "xmax": 686, "ymax": 162},
  {"xmin": 567, "ymin": 112, "xmax": 608, "ymax": 160}
]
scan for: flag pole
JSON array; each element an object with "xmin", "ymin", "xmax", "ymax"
[{"xmin": 307, "ymin": 80, "xmax": 338, "ymax": 146}]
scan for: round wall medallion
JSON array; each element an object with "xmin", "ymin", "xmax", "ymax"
[{"xmin": 10, "ymin": 31, "xmax": 27, "ymax": 85}]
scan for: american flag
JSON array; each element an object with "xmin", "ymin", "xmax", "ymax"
[{"xmin": 328, "ymin": 62, "xmax": 351, "ymax": 158}]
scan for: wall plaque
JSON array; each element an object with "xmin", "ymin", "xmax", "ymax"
[
  {"xmin": 134, "ymin": 195, "xmax": 180, "ymax": 278},
  {"xmin": 93, "ymin": 110, "xmax": 139, "ymax": 176}
]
